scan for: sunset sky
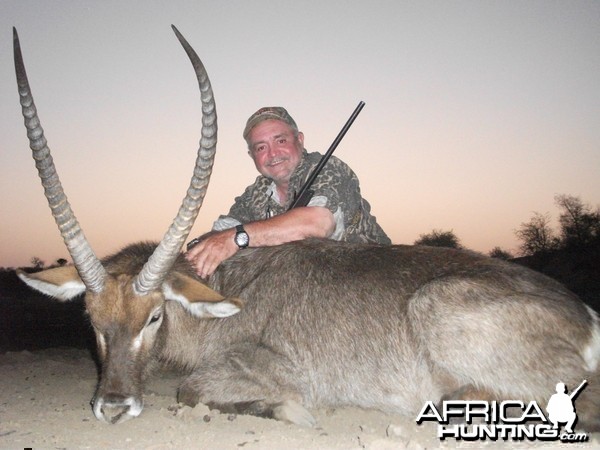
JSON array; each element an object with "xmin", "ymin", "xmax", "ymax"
[{"xmin": 1, "ymin": 1, "xmax": 599, "ymax": 268}]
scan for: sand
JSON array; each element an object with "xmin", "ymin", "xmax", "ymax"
[{"xmin": 1, "ymin": 347, "xmax": 598, "ymax": 450}]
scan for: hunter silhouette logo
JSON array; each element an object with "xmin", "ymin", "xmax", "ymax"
[
  {"xmin": 546, "ymin": 380, "xmax": 587, "ymax": 434},
  {"xmin": 416, "ymin": 380, "xmax": 590, "ymax": 442}
]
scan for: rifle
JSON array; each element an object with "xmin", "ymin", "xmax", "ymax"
[
  {"xmin": 288, "ymin": 101, "xmax": 366, "ymax": 210},
  {"xmin": 569, "ymin": 379, "xmax": 587, "ymax": 400}
]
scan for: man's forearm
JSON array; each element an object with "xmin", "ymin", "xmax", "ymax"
[
  {"xmin": 244, "ymin": 206, "xmax": 335, "ymax": 247},
  {"xmin": 186, "ymin": 206, "xmax": 335, "ymax": 278}
]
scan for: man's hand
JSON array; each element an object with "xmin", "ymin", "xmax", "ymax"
[{"xmin": 185, "ymin": 229, "xmax": 238, "ymax": 279}]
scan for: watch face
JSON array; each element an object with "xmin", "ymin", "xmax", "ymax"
[{"xmin": 235, "ymin": 231, "xmax": 249, "ymax": 248}]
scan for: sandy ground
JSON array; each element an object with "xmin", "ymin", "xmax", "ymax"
[{"xmin": 0, "ymin": 348, "xmax": 598, "ymax": 450}]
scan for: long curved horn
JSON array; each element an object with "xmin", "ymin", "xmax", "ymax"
[
  {"xmin": 13, "ymin": 28, "xmax": 107, "ymax": 293},
  {"xmin": 133, "ymin": 26, "xmax": 217, "ymax": 295}
]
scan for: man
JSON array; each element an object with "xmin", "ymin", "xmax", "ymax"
[{"xmin": 186, "ymin": 106, "xmax": 390, "ymax": 278}]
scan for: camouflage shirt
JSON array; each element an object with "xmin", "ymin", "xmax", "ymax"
[{"xmin": 213, "ymin": 150, "xmax": 391, "ymax": 245}]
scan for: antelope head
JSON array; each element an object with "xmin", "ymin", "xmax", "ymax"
[{"xmin": 13, "ymin": 26, "xmax": 240, "ymax": 424}]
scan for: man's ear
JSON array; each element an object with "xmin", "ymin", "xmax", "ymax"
[
  {"xmin": 162, "ymin": 272, "xmax": 243, "ymax": 318},
  {"xmin": 17, "ymin": 266, "xmax": 86, "ymax": 301}
]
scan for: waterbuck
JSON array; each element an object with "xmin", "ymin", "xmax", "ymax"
[{"xmin": 14, "ymin": 27, "xmax": 600, "ymax": 430}]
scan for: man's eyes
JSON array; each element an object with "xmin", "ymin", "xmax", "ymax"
[{"xmin": 253, "ymin": 138, "xmax": 289, "ymax": 153}]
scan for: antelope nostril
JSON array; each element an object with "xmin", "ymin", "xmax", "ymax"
[{"xmin": 93, "ymin": 395, "xmax": 143, "ymax": 424}]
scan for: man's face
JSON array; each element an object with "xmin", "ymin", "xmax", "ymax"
[{"xmin": 247, "ymin": 119, "xmax": 304, "ymax": 185}]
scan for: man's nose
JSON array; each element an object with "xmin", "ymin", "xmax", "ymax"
[{"xmin": 266, "ymin": 145, "xmax": 278, "ymax": 158}]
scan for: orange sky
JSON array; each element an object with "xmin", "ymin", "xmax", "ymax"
[{"xmin": 1, "ymin": 1, "xmax": 599, "ymax": 268}]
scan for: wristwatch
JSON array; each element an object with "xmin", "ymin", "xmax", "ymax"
[{"xmin": 234, "ymin": 224, "xmax": 249, "ymax": 249}]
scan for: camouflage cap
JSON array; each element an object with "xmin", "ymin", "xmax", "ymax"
[{"xmin": 243, "ymin": 106, "xmax": 298, "ymax": 140}]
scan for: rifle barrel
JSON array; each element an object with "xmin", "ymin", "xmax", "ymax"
[
  {"xmin": 290, "ymin": 101, "xmax": 365, "ymax": 209},
  {"xmin": 569, "ymin": 379, "xmax": 587, "ymax": 399}
]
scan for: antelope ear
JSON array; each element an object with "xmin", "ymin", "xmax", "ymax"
[
  {"xmin": 162, "ymin": 272, "xmax": 243, "ymax": 318},
  {"xmin": 16, "ymin": 266, "xmax": 86, "ymax": 301}
]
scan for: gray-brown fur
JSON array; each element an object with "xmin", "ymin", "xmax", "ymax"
[{"xmin": 89, "ymin": 239, "xmax": 599, "ymax": 429}]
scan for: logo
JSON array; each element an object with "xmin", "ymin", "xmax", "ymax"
[{"xmin": 416, "ymin": 380, "xmax": 589, "ymax": 443}]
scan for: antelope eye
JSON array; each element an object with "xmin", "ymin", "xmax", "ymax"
[{"xmin": 148, "ymin": 311, "xmax": 162, "ymax": 325}]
